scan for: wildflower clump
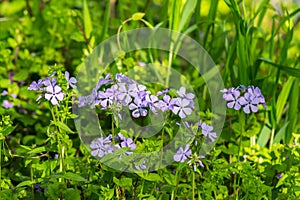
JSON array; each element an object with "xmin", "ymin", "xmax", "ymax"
[{"xmin": 220, "ymin": 85, "xmax": 266, "ymax": 114}]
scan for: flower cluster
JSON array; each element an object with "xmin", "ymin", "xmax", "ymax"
[
  {"xmin": 220, "ymin": 85, "xmax": 266, "ymax": 114},
  {"xmin": 78, "ymin": 73, "xmax": 195, "ymax": 119},
  {"xmin": 90, "ymin": 133, "xmax": 136, "ymax": 159},
  {"xmin": 28, "ymin": 71, "xmax": 77, "ymax": 106}
]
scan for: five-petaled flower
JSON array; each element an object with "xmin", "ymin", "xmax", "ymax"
[
  {"xmin": 45, "ymin": 85, "xmax": 64, "ymax": 106},
  {"xmin": 65, "ymin": 71, "xmax": 77, "ymax": 89},
  {"xmin": 173, "ymin": 144, "xmax": 192, "ymax": 162}
]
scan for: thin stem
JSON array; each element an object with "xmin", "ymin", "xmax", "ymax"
[
  {"xmin": 117, "ymin": 18, "xmax": 132, "ymax": 50},
  {"xmin": 192, "ymin": 170, "xmax": 195, "ymax": 200},
  {"xmin": 0, "ymin": 140, "xmax": 2, "ymax": 189},
  {"xmin": 172, "ymin": 169, "xmax": 181, "ymax": 200},
  {"xmin": 165, "ymin": 42, "xmax": 174, "ymax": 87},
  {"xmin": 269, "ymin": 128, "xmax": 275, "ymax": 150}
]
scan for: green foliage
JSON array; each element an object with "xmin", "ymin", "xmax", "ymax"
[{"xmin": 0, "ymin": 0, "xmax": 299, "ymax": 199}]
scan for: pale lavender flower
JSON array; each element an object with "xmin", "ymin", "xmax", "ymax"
[
  {"xmin": 116, "ymin": 73, "xmax": 134, "ymax": 84},
  {"xmin": 172, "ymin": 98, "xmax": 193, "ymax": 118},
  {"xmin": 221, "ymin": 88, "xmax": 241, "ymax": 110},
  {"xmin": 90, "ymin": 136, "xmax": 114, "ymax": 158},
  {"xmin": 157, "ymin": 88, "xmax": 170, "ymax": 96},
  {"xmin": 11, "ymin": 94, "xmax": 17, "ymax": 98},
  {"xmin": 156, "ymin": 95, "xmax": 176, "ymax": 111},
  {"xmin": 145, "ymin": 94, "xmax": 159, "ymax": 112},
  {"xmin": 65, "ymin": 71, "xmax": 77, "ymax": 89},
  {"xmin": 120, "ymin": 137, "xmax": 136, "ymax": 150},
  {"xmin": 177, "ymin": 87, "xmax": 195, "ymax": 108},
  {"xmin": 2, "ymin": 100, "xmax": 14, "ymax": 108},
  {"xmin": 78, "ymin": 96, "xmax": 88, "ymax": 107},
  {"xmin": 45, "ymin": 85, "xmax": 64, "ymax": 106},
  {"xmin": 221, "ymin": 85, "xmax": 266, "ymax": 114},
  {"xmin": 1, "ymin": 90, "xmax": 8, "ymax": 96},
  {"xmin": 135, "ymin": 160, "xmax": 146, "ymax": 170},
  {"xmin": 129, "ymin": 97, "xmax": 148, "ymax": 118},
  {"xmin": 43, "ymin": 77, "xmax": 57, "ymax": 87},
  {"xmin": 200, "ymin": 123, "xmax": 217, "ymax": 142},
  {"xmin": 173, "ymin": 144, "xmax": 192, "ymax": 162},
  {"xmin": 128, "ymin": 83, "xmax": 147, "ymax": 98},
  {"xmin": 98, "ymin": 88, "xmax": 117, "ymax": 109},
  {"xmin": 116, "ymin": 83, "xmax": 132, "ymax": 106},
  {"xmin": 28, "ymin": 79, "xmax": 43, "ymax": 91},
  {"xmin": 96, "ymin": 73, "xmax": 113, "ymax": 89},
  {"xmin": 177, "ymin": 87, "xmax": 195, "ymax": 100},
  {"xmin": 87, "ymin": 88, "xmax": 99, "ymax": 108}
]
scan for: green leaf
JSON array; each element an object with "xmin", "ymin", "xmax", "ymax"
[
  {"xmin": 65, "ymin": 189, "xmax": 81, "ymax": 200},
  {"xmin": 83, "ymin": 0, "xmax": 92, "ymax": 39},
  {"xmin": 16, "ymin": 180, "xmax": 33, "ymax": 188},
  {"xmin": 52, "ymin": 121, "xmax": 74, "ymax": 133},
  {"xmin": 276, "ymin": 174, "xmax": 288, "ymax": 188},
  {"xmin": 13, "ymin": 69, "xmax": 29, "ymax": 81},
  {"xmin": 63, "ymin": 172, "xmax": 87, "ymax": 182},
  {"xmin": 113, "ymin": 177, "xmax": 132, "ymax": 187},
  {"xmin": 27, "ymin": 146, "xmax": 46, "ymax": 155},
  {"xmin": 178, "ymin": 0, "xmax": 197, "ymax": 32},
  {"xmin": 276, "ymin": 77, "xmax": 295, "ymax": 123},
  {"xmin": 257, "ymin": 125, "xmax": 271, "ymax": 147},
  {"xmin": 1, "ymin": 125, "xmax": 16, "ymax": 137},
  {"xmin": 132, "ymin": 12, "xmax": 145, "ymax": 21},
  {"xmin": 137, "ymin": 173, "xmax": 162, "ymax": 182},
  {"xmin": 259, "ymin": 58, "xmax": 300, "ymax": 78}
]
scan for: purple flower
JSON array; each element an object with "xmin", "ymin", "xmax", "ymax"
[
  {"xmin": 116, "ymin": 83, "xmax": 132, "ymax": 106},
  {"xmin": 90, "ymin": 136, "xmax": 114, "ymax": 158},
  {"xmin": 96, "ymin": 74, "xmax": 113, "ymax": 89},
  {"xmin": 2, "ymin": 100, "xmax": 14, "ymax": 108},
  {"xmin": 200, "ymin": 123, "xmax": 217, "ymax": 142},
  {"xmin": 156, "ymin": 95, "xmax": 176, "ymax": 111},
  {"xmin": 177, "ymin": 87, "xmax": 195, "ymax": 100},
  {"xmin": 34, "ymin": 184, "xmax": 43, "ymax": 192},
  {"xmin": 98, "ymin": 88, "xmax": 117, "ymax": 109},
  {"xmin": 116, "ymin": 73, "xmax": 134, "ymax": 84},
  {"xmin": 1, "ymin": 90, "xmax": 8, "ymax": 96},
  {"xmin": 157, "ymin": 88, "xmax": 170, "ymax": 96},
  {"xmin": 128, "ymin": 83, "xmax": 147, "ymax": 98},
  {"xmin": 221, "ymin": 85, "xmax": 266, "ymax": 114},
  {"xmin": 145, "ymin": 94, "xmax": 159, "ymax": 112},
  {"xmin": 221, "ymin": 88, "xmax": 241, "ymax": 110},
  {"xmin": 43, "ymin": 77, "xmax": 57, "ymax": 87},
  {"xmin": 120, "ymin": 137, "xmax": 136, "ymax": 150},
  {"xmin": 173, "ymin": 144, "xmax": 192, "ymax": 162},
  {"xmin": 9, "ymin": 72, "xmax": 14, "ymax": 83},
  {"xmin": 11, "ymin": 94, "xmax": 17, "ymax": 98},
  {"xmin": 65, "ymin": 71, "xmax": 77, "ymax": 89},
  {"xmin": 78, "ymin": 96, "xmax": 88, "ymax": 107},
  {"xmin": 129, "ymin": 97, "xmax": 148, "ymax": 118},
  {"xmin": 87, "ymin": 88, "xmax": 100, "ymax": 108},
  {"xmin": 28, "ymin": 79, "xmax": 43, "ymax": 91},
  {"xmin": 135, "ymin": 160, "xmax": 146, "ymax": 170},
  {"xmin": 172, "ymin": 98, "xmax": 193, "ymax": 118},
  {"xmin": 276, "ymin": 173, "xmax": 282, "ymax": 179},
  {"xmin": 45, "ymin": 85, "xmax": 64, "ymax": 106}
]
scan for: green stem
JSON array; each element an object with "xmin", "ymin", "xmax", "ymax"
[
  {"xmin": 0, "ymin": 140, "xmax": 2, "ymax": 189},
  {"xmin": 172, "ymin": 169, "xmax": 181, "ymax": 200},
  {"xmin": 269, "ymin": 128, "xmax": 275, "ymax": 150},
  {"xmin": 166, "ymin": 42, "xmax": 174, "ymax": 87},
  {"xmin": 192, "ymin": 170, "xmax": 195, "ymax": 200}
]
